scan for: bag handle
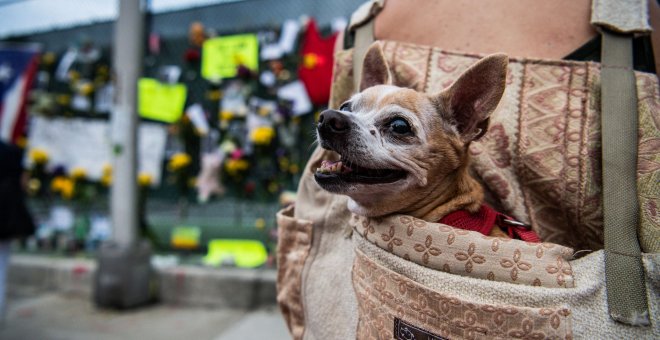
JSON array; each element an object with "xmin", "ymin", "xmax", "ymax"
[
  {"xmin": 349, "ymin": 0, "xmax": 383, "ymax": 91},
  {"xmin": 595, "ymin": 0, "xmax": 651, "ymax": 327},
  {"xmin": 600, "ymin": 30, "xmax": 650, "ymax": 327}
]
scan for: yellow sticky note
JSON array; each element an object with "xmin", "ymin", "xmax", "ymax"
[
  {"xmin": 138, "ymin": 78, "xmax": 187, "ymax": 123},
  {"xmin": 202, "ymin": 34, "xmax": 259, "ymax": 80},
  {"xmin": 203, "ymin": 239, "xmax": 268, "ymax": 268}
]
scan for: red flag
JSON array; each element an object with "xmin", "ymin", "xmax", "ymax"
[{"xmin": 298, "ymin": 19, "xmax": 338, "ymax": 106}]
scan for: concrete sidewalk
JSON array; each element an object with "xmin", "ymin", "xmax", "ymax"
[
  {"xmin": 1, "ymin": 293, "xmax": 290, "ymax": 340},
  {"xmin": 8, "ymin": 254, "xmax": 277, "ymax": 309}
]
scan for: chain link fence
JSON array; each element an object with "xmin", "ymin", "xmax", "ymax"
[{"xmin": 10, "ymin": 0, "xmax": 363, "ymax": 253}]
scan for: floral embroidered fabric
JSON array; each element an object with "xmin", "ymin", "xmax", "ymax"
[{"xmin": 351, "ymin": 214, "xmax": 575, "ymax": 288}]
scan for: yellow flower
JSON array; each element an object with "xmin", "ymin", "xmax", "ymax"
[
  {"xmin": 78, "ymin": 82, "xmax": 94, "ymax": 96},
  {"xmin": 250, "ymin": 126, "xmax": 275, "ymax": 145},
  {"xmin": 42, "ymin": 52, "xmax": 56, "ymax": 65},
  {"xmin": 255, "ymin": 218, "xmax": 266, "ymax": 230},
  {"xmin": 60, "ymin": 179, "xmax": 75, "ymax": 199},
  {"xmin": 70, "ymin": 167, "xmax": 87, "ymax": 180},
  {"xmin": 207, "ymin": 90, "xmax": 222, "ymax": 101},
  {"xmin": 279, "ymin": 157, "xmax": 289, "ymax": 170},
  {"xmin": 29, "ymin": 148, "xmax": 49, "ymax": 165},
  {"xmin": 100, "ymin": 174, "xmax": 112, "ymax": 187},
  {"xmin": 51, "ymin": 176, "xmax": 66, "ymax": 192},
  {"xmin": 220, "ymin": 110, "xmax": 234, "ymax": 122},
  {"xmin": 68, "ymin": 70, "xmax": 80, "ymax": 81},
  {"xmin": 56, "ymin": 94, "xmax": 71, "ymax": 106},
  {"xmin": 51, "ymin": 176, "xmax": 74, "ymax": 199},
  {"xmin": 289, "ymin": 164, "xmax": 300, "ymax": 174},
  {"xmin": 138, "ymin": 172, "xmax": 153, "ymax": 187},
  {"xmin": 224, "ymin": 159, "xmax": 249, "ymax": 176},
  {"xmin": 267, "ymin": 182, "xmax": 279, "ymax": 193},
  {"xmin": 96, "ymin": 65, "xmax": 109, "ymax": 75},
  {"xmin": 16, "ymin": 136, "xmax": 28, "ymax": 149},
  {"xmin": 99, "ymin": 164, "xmax": 113, "ymax": 186},
  {"xmin": 102, "ymin": 164, "xmax": 112, "ymax": 176},
  {"xmin": 258, "ymin": 106, "xmax": 270, "ymax": 117},
  {"xmin": 168, "ymin": 153, "xmax": 192, "ymax": 171}
]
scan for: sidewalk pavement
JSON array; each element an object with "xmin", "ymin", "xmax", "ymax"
[
  {"xmin": 8, "ymin": 254, "xmax": 277, "ymax": 309},
  {"xmin": 1, "ymin": 292, "xmax": 290, "ymax": 340},
  {"xmin": 3, "ymin": 254, "xmax": 290, "ymax": 339}
]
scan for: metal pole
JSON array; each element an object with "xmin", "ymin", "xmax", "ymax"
[
  {"xmin": 111, "ymin": 0, "xmax": 144, "ymax": 247},
  {"xmin": 95, "ymin": 0, "xmax": 152, "ymax": 309}
]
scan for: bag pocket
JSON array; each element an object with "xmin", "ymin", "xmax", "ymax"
[
  {"xmin": 352, "ymin": 246, "xmax": 573, "ymax": 340},
  {"xmin": 276, "ymin": 205, "xmax": 313, "ymax": 339},
  {"xmin": 350, "ymin": 214, "xmax": 575, "ymax": 288}
]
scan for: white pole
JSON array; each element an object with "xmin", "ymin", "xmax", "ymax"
[{"xmin": 111, "ymin": 0, "xmax": 144, "ymax": 247}]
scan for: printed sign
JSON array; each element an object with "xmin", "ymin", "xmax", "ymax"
[
  {"xmin": 26, "ymin": 116, "xmax": 167, "ymax": 184},
  {"xmin": 202, "ymin": 34, "xmax": 258, "ymax": 80}
]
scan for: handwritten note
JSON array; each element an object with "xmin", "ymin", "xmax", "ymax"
[
  {"xmin": 138, "ymin": 78, "xmax": 187, "ymax": 123},
  {"xmin": 202, "ymin": 34, "xmax": 259, "ymax": 80}
]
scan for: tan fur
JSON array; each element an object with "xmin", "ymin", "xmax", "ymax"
[{"xmin": 316, "ymin": 43, "xmax": 509, "ymax": 237}]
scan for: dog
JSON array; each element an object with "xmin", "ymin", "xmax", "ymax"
[{"xmin": 313, "ymin": 43, "xmax": 516, "ymax": 239}]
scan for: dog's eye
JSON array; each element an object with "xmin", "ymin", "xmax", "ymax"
[
  {"xmin": 339, "ymin": 102, "xmax": 351, "ymax": 112},
  {"xmin": 388, "ymin": 118, "xmax": 412, "ymax": 135}
]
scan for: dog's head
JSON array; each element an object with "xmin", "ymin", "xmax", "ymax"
[{"xmin": 314, "ymin": 43, "xmax": 508, "ymax": 217}]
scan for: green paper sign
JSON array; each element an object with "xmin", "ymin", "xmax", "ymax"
[
  {"xmin": 203, "ymin": 239, "xmax": 267, "ymax": 268},
  {"xmin": 138, "ymin": 78, "xmax": 187, "ymax": 123},
  {"xmin": 202, "ymin": 34, "xmax": 259, "ymax": 80}
]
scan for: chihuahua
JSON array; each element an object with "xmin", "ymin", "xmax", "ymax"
[{"xmin": 314, "ymin": 43, "xmax": 511, "ymax": 238}]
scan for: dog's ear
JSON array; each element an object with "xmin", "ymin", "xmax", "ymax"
[
  {"xmin": 437, "ymin": 54, "xmax": 508, "ymax": 141},
  {"xmin": 360, "ymin": 43, "xmax": 392, "ymax": 92}
]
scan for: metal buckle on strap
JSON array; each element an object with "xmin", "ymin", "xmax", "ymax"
[{"xmin": 498, "ymin": 216, "xmax": 532, "ymax": 230}]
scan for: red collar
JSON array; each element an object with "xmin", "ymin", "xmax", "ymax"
[{"xmin": 439, "ymin": 205, "xmax": 541, "ymax": 242}]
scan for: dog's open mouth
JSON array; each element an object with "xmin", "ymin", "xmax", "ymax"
[{"xmin": 314, "ymin": 158, "xmax": 407, "ymax": 185}]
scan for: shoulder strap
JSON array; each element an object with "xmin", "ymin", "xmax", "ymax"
[
  {"xmin": 596, "ymin": 0, "xmax": 650, "ymax": 327},
  {"xmin": 591, "ymin": 0, "xmax": 652, "ymax": 34},
  {"xmin": 348, "ymin": 0, "xmax": 384, "ymax": 91}
]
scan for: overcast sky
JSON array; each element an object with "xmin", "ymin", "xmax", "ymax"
[{"xmin": 0, "ymin": 0, "xmax": 244, "ymax": 38}]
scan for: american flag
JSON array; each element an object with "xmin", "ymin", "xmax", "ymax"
[{"xmin": 0, "ymin": 45, "xmax": 39, "ymax": 145}]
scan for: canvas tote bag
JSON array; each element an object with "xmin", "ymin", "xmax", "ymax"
[{"xmin": 276, "ymin": 0, "xmax": 660, "ymax": 338}]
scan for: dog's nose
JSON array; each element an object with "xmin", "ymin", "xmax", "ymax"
[{"xmin": 318, "ymin": 110, "xmax": 349, "ymax": 134}]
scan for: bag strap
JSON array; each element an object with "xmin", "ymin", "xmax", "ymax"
[
  {"xmin": 594, "ymin": 0, "xmax": 651, "ymax": 327},
  {"xmin": 591, "ymin": 0, "xmax": 652, "ymax": 34},
  {"xmin": 349, "ymin": 0, "xmax": 384, "ymax": 91}
]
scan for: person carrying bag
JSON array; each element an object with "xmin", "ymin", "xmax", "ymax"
[{"xmin": 277, "ymin": 0, "xmax": 660, "ymax": 338}]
